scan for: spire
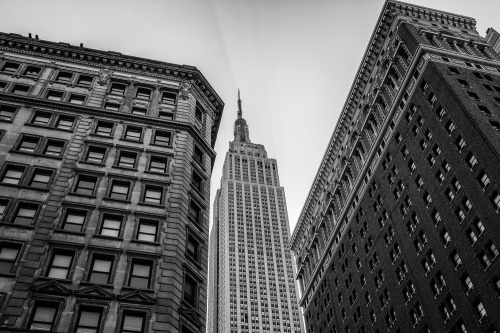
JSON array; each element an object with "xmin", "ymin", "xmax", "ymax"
[{"xmin": 234, "ymin": 89, "xmax": 251, "ymax": 142}]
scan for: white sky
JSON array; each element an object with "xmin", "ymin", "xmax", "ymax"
[{"xmin": 1, "ymin": 0, "xmax": 499, "ymax": 234}]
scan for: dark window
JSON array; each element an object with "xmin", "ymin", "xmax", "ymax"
[
  {"xmin": 135, "ymin": 87, "xmax": 151, "ymax": 100},
  {"xmin": 0, "ymin": 199, "xmax": 9, "ymax": 217},
  {"xmin": 47, "ymin": 250, "xmax": 74, "ymax": 279},
  {"xmin": 77, "ymin": 75, "xmax": 93, "ymax": 86},
  {"xmin": 188, "ymin": 201, "xmax": 201, "ymax": 224},
  {"xmin": 31, "ymin": 112, "xmax": 52, "ymax": 126},
  {"xmin": 0, "ymin": 89, "xmax": 12, "ymax": 110},
  {"xmin": 193, "ymin": 146, "xmax": 203, "ymax": 164},
  {"xmin": 88, "ymin": 256, "xmax": 113, "ymax": 284},
  {"xmin": 0, "ymin": 243, "xmax": 21, "ymax": 273},
  {"xmin": 129, "ymin": 260, "xmax": 152, "ymax": 289},
  {"xmin": 55, "ymin": 116, "xmax": 75, "ymax": 130},
  {"xmin": 148, "ymin": 156, "xmax": 168, "ymax": 173},
  {"xmin": 100, "ymin": 214, "xmax": 122, "ymax": 237},
  {"xmin": 124, "ymin": 127, "xmax": 142, "ymax": 141},
  {"xmin": 136, "ymin": 220, "xmax": 158, "ymax": 242},
  {"xmin": 158, "ymin": 111, "xmax": 174, "ymax": 120},
  {"xmin": 161, "ymin": 90, "xmax": 177, "ymax": 104},
  {"xmin": 44, "ymin": 140, "xmax": 65, "ymax": 157},
  {"xmin": 117, "ymin": 152, "xmax": 137, "ymax": 168},
  {"xmin": 56, "ymin": 72, "xmax": 73, "ymax": 83},
  {"xmin": 186, "ymin": 235, "xmax": 199, "ymax": 261},
  {"xmin": 13, "ymin": 203, "xmax": 38, "ymax": 225},
  {"xmin": 12, "ymin": 84, "xmax": 30, "ymax": 95},
  {"xmin": 184, "ymin": 274, "xmax": 198, "ymax": 307},
  {"xmin": 68, "ymin": 94, "xmax": 86, "ymax": 105},
  {"xmin": 109, "ymin": 181, "xmax": 130, "ymax": 201},
  {"xmin": 75, "ymin": 308, "xmax": 102, "ymax": 333},
  {"xmin": 62, "ymin": 209, "xmax": 86, "ymax": 232},
  {"xmin": 467, "ymin": 91, "xmax": 480, "ymax": 100},
  {"xmin": 29, "ymin": 303, "xmax": 58, "ymax": 331},
  {"xmin": 86, "ymin": 146, "xmax": 106, "ymax": 163},
  {"xmin": 153, "ymin": 131, "xmax": 171, "ymax": 146},
  {"xmin": 120, "ymin": 312, "xmax": 145, "ymax": 333},
  {"xmin": 131, "ymin": 107, "xmax": 147, "ymax": 115},
  {"xmin": 110, "ymin": 83, "xmax": 126, "ymax": 96},
  {"xmin": 191, "ymin": 171, "xmax": 203, "ymax": 193},
  {"xmin": 143, "ymin": 186, "xmax": 163, "ymax": 205},
  {"xmin": 0, "ymin": 81, "xmax": 7, "ymax": 90},
  {"xmin": 1, "ymin": 165, "xmax": 25, "ymax": 184},
  {"xmin": 29, "ymin": 169, "xmax": 53, "ymax": 189},
  {"xmin": 195, "ymin": 103, "xmax": 203, "ymax": 122},
  {"xmin": 24, "ymin": 66, "xmax": 41, "ymax": 77},
  {"xmin": 18, "ymin": 136, "xmax": 40, "ymax": 153},
  {"xmin": 1, "ymin": 62, "xmax": 19, "ymax": 74},
  {"xmin": 46, "ymin": 90, "xmax": 64, "ymax": 101},
  {"xmin": 95, "ymin": 121, "xmax": 113, "ymax": 136},
  {"xmin": 104, "ymin": 102, "xmax": 120, "ymax": 111},
  {"xmin": 75, "ymin": 175, "xmax": 98, "ymax": 196}
]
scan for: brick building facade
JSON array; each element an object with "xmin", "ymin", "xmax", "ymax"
[
  {"xmin": 290, "ymin": 2, "xmax": 500, "ymax": 333},
  {"xmin": 0, "ymin": 32, "xmax": 223, "ymax": 333}
]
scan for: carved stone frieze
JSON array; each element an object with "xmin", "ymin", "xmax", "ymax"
[{"xmin": 97, "ymin": 68, "xmax": 113, "ymax": 86}]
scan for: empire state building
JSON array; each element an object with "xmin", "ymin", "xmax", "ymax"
[{"xmin": 207, "ymin": 92, "xmax": 303, "ymax": 333}]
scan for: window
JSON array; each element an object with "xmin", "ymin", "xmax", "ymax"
[
  {"xmin": 94, "ymin": 121, "xmax": 114, "ymax": 136},
  {"xmin": 117, "ymin": 152, "xmax": 137, "ymax": 168},
  {"xmin": 148, "ymin": 156, "xmax": 168, "ymax": 173},
  {"xmin": 436, "ymin": 106, "xmax": 446, "ymax": 119},
  {"xmin": 75, "ymin": 308, "xmax": 102, "ymax": 333},
  {"xmin": 88, "ymin": 256, "xmax": 113, "ymax": 284},
  {"xmin": 454, "ymin": 136, "xmax": 466, "ymax": 151},
  {"xmin": 13, "ymin": 203, "xmax": 38, "ymax": 225},
  {"xmin": 478, "ymin": 105, "xmax": 491, "ymax": 115},
  {"xmin": 191, "ymin": 171, "xmax": 203, "ymax": 193},
  {"xmin": 462, "ymin": 273, "xmax": 474, "ymax": 293},
  {"xmin": 109, "ymin": 181, "xmax": 131, "ymax": 201},
  {"xmin": 1, "ymin": 62, "xmax": 20, "ymax": 74},
  {"xmin": 136, "ymin": 219, "xmax": 158, "ymax": 242},
  {"xmin": 0, "ymin": 243, "xmax": 22, "ymax": 273},
  {"xmin": 46, "ymin": 90, "xmax": 64, "ymax": 101},
  {"xmin": 445, "ymin": 120, "xmax": 456, "ymax": 134},
  {"xmin": 467, "ymin": 153, "xmax": 478, "ymax": 169},
  {"xmin": 467, "ymin": 91, "xmax": 480, "ymax": 100},
  {"xmin": 186, "ymin": 235, "xmax": 200, "ymax": 261},
  {"xmin": 158, "ymin": 111, "xmax": 174, "ymax": 120},
  {"xmin": 124, "ymin": 127, "xmax": 142, "ymax": 141},
  {"xmin": 477, "ymin": 171, "xmax": 490, "ymax": 189},
  {"xmin": 451, "ymin": 250, "xmax": 462, "ymax": 269},
  {"xmin": 188, "ymin": 200, "xmax": 202, "ymax": 224},
  {"xmin": 491, "ymin": 192, "xmax": 500, "ymax": 211},
  {"xmin": 1, "ymin": 165, "xmax": 26, "ymax": 184},
  {"xmin": 104, "ymin": 102, "xmax": 120, "ymax": 111},
  {"xmin": 0, "ymin": 198, "xmax": 9, "ymax": 218},
  {"xmin": 161, "ymin": 90, "xmax": 177, "ymax": 104},
  {"xmin": 12, "ymin": 84, "xmax": 30, "ymax": 95},
  {"xmin": 100, "ymin": 214, "xmax": 123, "ymax": 237},
  {"xmin": 24, "ymin": 66, "xmax": 41, "ymax": 77},
  {"xmin": 0, "ymin": 81, "xmax": 8, "ymax": 89},
  {"xmin": 44, "ymin": 140, "xmax": 65, "ymax": 157},
  {"xmin": 18, "ymin": 136, "xmax": 40, "ymax": 153},
  {"xmin": 56, "ymin": 72, "xmax": 73, "ymax": 83},
  {"xmin": 475, "ymin": 301, "xmax": 487, "ymax": 320},
  {"xmin": 195, "ymin": 103, "xmax": 203, "ymax": 122},
  {"xmin": 68, "ymin": 94, "xmax": 86, "ymax": 105},
  {"xmin": 129, "ymin": 259, "xmax": 152, "ymax": 289},
  {"xmin": 441, "ymin": 229, "xmax": 451, "ymax": 246},
  {"xmin": 29, "ymin": 169, "xmax": 53, "ymax": 189},
  {"xmin": 184, "ymin": 274, "xmax": 198, "ymax": 307},
  {"xmin": 109, "ymin": 83, "xmax": 126, "ymax": 96},
  {"xmin": 74, "ymin": 175, "xmax": 98, "ymax": 196},
  {"xmin": 86, "ymin": 146, "xmax": 107, "ymax": 163},
  {"xmin": 61, "ymin": 209, "xmax": 86, "ymax": 232},
  {"xmin": 29, "ymin": 303, "xmax": 58, "ymax": 331},
  {"xmin": 193, "ymin": 146, "xmax": 203, "ymax": 165},
  {"xmin": 457, "ymin": 78, "xmax": 469, "ymax": 87},
  {"xmin": 47, "ymin": 250, "xmax": 74, "ymax": 279},
  {"xmin": 131, "ymin": 106, "xmax": 147, "ymax": 116},
  {"xmin": 153, "ymin": 131, "xmax": 171, "ymax": 146},
  {"xmin": 135, "ymin": 87, "xmax": 151, "ymax": 100},
  {"xmin": 31, "ymin": 111, "xmax": 52, "ymax": 126},
  {"xmin": 120, "ymin": 312, "xmax": 146, "ymax": 333},
  {"xmin": 55, "ymin": 116, "xmax": 75, "ymax": 131},
  {"xmin": 143, "ymin": 185, "xmax": 163, "ymax": 205},
  {"xmin": 77, "ymin": 75, "xmax": 93, "ymax": 87}
]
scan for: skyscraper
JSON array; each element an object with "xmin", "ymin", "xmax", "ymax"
[
  {"xmin": 291, "ymin": 1, "xmax": 500, "ymax": 333},
  {"xmin": 0, "ymin": 32, "xmax": 224, "ymax": 333},
  {"xmin": 208, "ymin": 93, "xmax": 303, "ymax": 333}
]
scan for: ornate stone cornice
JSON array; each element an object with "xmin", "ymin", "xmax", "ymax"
[
  {"xmin": 0, "ymin": 92, "xmax": 216, "ymax": 160},
  {"xmin": 0, "ymin": 32, "xmax": 225, "ymax": 146},
  {"xmin": 290, "ymin": 0, "xmax": 476, "ymax": 249}
]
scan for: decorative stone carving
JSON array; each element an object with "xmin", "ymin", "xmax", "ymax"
[
  {"xmin": 179, "ymin": 81, "xmax": 192, "ymax": 100},
  {"xmin": 97, "ymin": 68, "xmax": 113, "ymax": 86}
]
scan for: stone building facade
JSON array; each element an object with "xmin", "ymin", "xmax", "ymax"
[
  {"xmin": 290, "ymin": 2, "xmax": 500, "ymax": 333},
  {"xmin": 0, "ymin": 32, "xmax": 224, "ymax": 333},
  {"xmin": 207, "ymin": 94, "xmax": 303, "ymax": 333}
]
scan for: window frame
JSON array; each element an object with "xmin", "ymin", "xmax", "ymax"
[
  {"xmin": 93, "ymin": 120, "xmax": 115, "ymax": 137},
  {"xmin": 45, "ymin": 89, "xmax": 66, "ymax": 102},
  {"xmin": 147, "ymin": 154, "xmax": 169, "ymax": 174},
  {"xmin": 119, "ymin": 310, "xmax": 148, "ymax": 333},
  {"xmin": 134, "ymin": 217, "xmax": 160, "ymax": 243},
  {"xmin": 115, "ymin": 150, "xmax": 139, "ymax": 169},
  {"xmin": 127, "ymin": 258, "xmax": 154, "ymax": 290},
  {"xmin": 151, "ymin": 130, "xmax": 172, "ymax": 147},
  {"xmin": 0, "ymin": 241, "xmax": 24, "ymax": 276},
  {"xmin": 122, "ymin": 125, "xmax": 144, "ymax": 142},
  {"xmin": 73, "ymin": 305, "xmax": 104, "ymax": 333},
  {"xmin": 84, "ymin": 144, "xmax": 109, "ymax": 165},
  {"xmin": 23, "ymin": 65, "xmax": 42, "ymax": 78},
  {"xmin": 0, "ymin": 163, "xmax": 28, "ymax": 185},
  {"xmin": 28, "ymin": 167, "xmax": 55, "ymax": 190},
  {"xmin": 59, "ymin": 206, "xmax": 90, "ymax": 233},
  {"xmin": 54, "ymin": 71, "xmax": 74, "ymax": 84},
  {"xmin": 11, "ymin": 201, "xmax": 40, "ymax": 225},
  {"xmin": 140, "ymin": 184, "xmax": 166, "ymax": 206},
  {"xmin": 67, "ymin": 93, "xmax": 87, "ymax": 105},
  {"xmin": 182, "ymin": 270, "xmax": 200, "ymax": 309},
  {"xmin": 30, "ymin": 110, "xmax": 53, "ymax": 127},
  {"xmin": 107, "ymin": 179, "xmax": 133, "ymax": 202},
  {"xmin": 0, "ymin": 103, "xmax": 20, "ymax": 122},
  {"xmin": 27, "ymin": 301, "xmax": 62, "ymax": 332},
  {"xmin": 1, "ymin": 61, "xmax": 21, "ymax": 74},
  {"xmin": 87, "ymin": 253, "xmax": 116, "ymax": 285},
  {"xmin": 43, "ymin": 138, "xmax": 66, "ymax": 158},
  {"xmin": 73, "ymin": 173, "xmax": 100, "ymax": 197},
  {"xmin": 46, "ymin": 248, "xmax": 76, "ymax": 280},
  {"xmin": 97, "ymin": 212, "xmax": 125, "ymax": 239},
  {"xmin": 11, "ymin": 83, "xmax": 32, "ymax": 96}
]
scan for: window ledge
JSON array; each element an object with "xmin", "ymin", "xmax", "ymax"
[
  {"xmin": 120, "ymin": 138, "xmax": 144, "ymax": 144},
  {"xmin": 137, "ymin": 202, "xmax": 165, "ymax": 209},
  {"xmin": 131, "ymin": 239, "xmax": 160, "ymax": 246},
  {"xmin": 0, "ymin": 119, "xmax": 13, "ymax": 123},
  {"xmin": 9, "ymin": 150, "xmax": 63, "ymax": 160},
  {"xmin": 78, "ymin": 160, "xmax": 106, "ymax": 167},
  {"xmin": 89, "ymin": 133, "xmax": 114, "ymax": 139},
  {"xmin": 150, "ymin": 143, "xmax": 173, "ymax": 149},
  {"xmin": 23, "ymin": 123, "xmax": 75, "ymax": 133},
  {"xmin": 112, "ymin": 165, "xmax": 138, "ymax": 172},
  {"xmin": 93, "ymin": 234, "xmax": 123, "ymax": 241},
  {"xmin": 0, "ymin": 222, "xmax": 35, "ymax": 230},
  {"xmin": 143, "ymin": 170, "xmax": 169, "ymax": 177},
  {"xmin": 53, "ymin": 229, "xmax": 85, "ymax": 236},
  {"xmin": 69, "ymin": 192, "xmax": 97, "ymax": 199},
  {"xmin": 102, "ymin": 197, "xmax": 131, "ymax": 204},
  {"xmin": 0, "ymin": 183, "xmax": 50, "ymax": 192},
  {"xmin": 120, "ymin": 286, "xmax": 154, "ymax": 294}
]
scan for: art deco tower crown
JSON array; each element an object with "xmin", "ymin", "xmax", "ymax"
[{"xmin": 233, "ymin": 89, "xmax": 251, "ymax": 143}]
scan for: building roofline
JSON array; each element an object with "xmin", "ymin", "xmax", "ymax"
[{"xmin": 290, "ymin": 0, "xmax": 476, "ymax": 247}]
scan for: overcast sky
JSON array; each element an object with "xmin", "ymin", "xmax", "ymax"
[{"xmin": 1, "ymin": 0, "xmax": 499, "ymax": 234}]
